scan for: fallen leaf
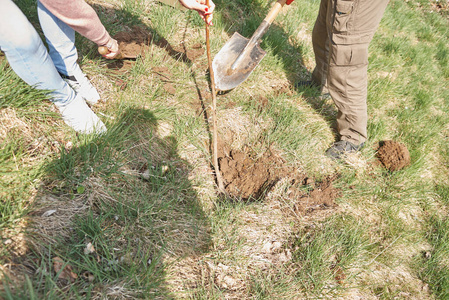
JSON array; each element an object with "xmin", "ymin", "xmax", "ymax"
[
  {"xmin": 84, "ymin": 242, "xmax": 96, "ymax": 255},
  {"xmin": 334, "ymin": 266, "xmax": 346, "ymax": 284},
  {"xmin": 42, "ymin": 209, "xmax": 57, "ymax": 217},
  {"xmin": 53, "ymin": 256, "xmax": 78, "ymax": 283},
  {"xmin": 81, "ymin": 271, "xmax": 95, "ymax": 282}
]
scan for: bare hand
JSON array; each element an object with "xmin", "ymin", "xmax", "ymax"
[
  {"xmin": 99, "ymin": 38, "xmax": 120, "ymax": 59},
  {"xmin": 178, "ymin": 0, "xmax": 215, "ymax": 25}
]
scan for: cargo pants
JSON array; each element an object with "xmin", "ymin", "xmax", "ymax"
[{"xmin": 311, "ymin": 0, "xmax": 389, "ymax": 145}]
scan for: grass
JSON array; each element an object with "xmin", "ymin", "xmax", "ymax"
[
  {"xmin": 418, "ymin": 214, "xmax": 449, "ymax": 299},
  {"xmin": 1, "ymin": 0, "xmax": 449, "ymax": 298}
]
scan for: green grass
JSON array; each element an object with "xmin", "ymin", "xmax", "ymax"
[
  {"xmin": 418, "ymin": 214, "xmax": 449, "ymax": 299},
  {"xmin": 1, "ymin": 0, "xmax": 449, "ymax": 298},
  {"xmin": 0, "ymin": 61, "xmax": 55, "ymax": 234},
  {"xmin": 292, "ymin": 215, "xmax": 374, "ymax": 295}
]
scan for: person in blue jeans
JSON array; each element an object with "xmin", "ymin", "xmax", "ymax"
[
  {"xmin": 1, "ymin": 0, "xmax": 214, "ymax": 134},
  {"xmin": 38, "ymin": 2, "xmax": 101, "ymax": 106},
  {"xmin": 36, "ymin": 0, "xmax": 215, "ymax": 101},
  {"xmin": 0, "ymin": 0, "xmax": 106, "ymax": 134},
  {"xmin": 36, "ymin": 0, "xmax": 121, "ymax": 106}
]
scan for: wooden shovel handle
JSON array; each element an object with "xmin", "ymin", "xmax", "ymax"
[
  {"xmin": 265, "ymin": 0, "xmax": 291, "ymax": 24},
  {"xmin": 242, "ymin": 0, "xmax": 292, "ymax": 52}
]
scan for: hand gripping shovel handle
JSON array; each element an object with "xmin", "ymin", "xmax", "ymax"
[{"xmin": 230, "ymin": 0, "xmax": 294, "ymax": 70}]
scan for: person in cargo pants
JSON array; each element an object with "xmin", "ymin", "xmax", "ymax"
[
  {"xmin": 309, "ymin": 0, "xmax": 389, "ymax": 159},
  {"xmin": 0, "ymin": 0, "xmax": 214, "ymax": 134}
]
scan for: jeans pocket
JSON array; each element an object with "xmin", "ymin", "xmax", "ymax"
[{"xmin": 333, "ymin": 0, "xmax": 355, "ymax": 33}]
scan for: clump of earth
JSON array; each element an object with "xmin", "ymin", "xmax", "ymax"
[
  {"xmin": 104, "ymin": 26, "xmax": 151, "ymax": 71},
  {"xmin": 218, "ymin": 148, "xmax": 284, "ymax": 200},
  {"xmin": 288, "ymin": 175, "xmax": 339, "ymax": 214},
  {"xmin": 217, "ymin": 141, "xmax": 338, "ymax": 214},
  {"xmin": 376, "ymin": 140, "xmax": 411, "ymax": 171}
]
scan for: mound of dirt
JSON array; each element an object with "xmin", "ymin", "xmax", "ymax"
[
  {"xmin": 217, "ymin": 143, "xmax": 339, "ymax": 215},
  {"xmin": 104, "ymin": 27, "xmax": 150, "ymax": 72},
  {"xmin": 219, "ymin": 149, "xmax": 284, "ymax": 200},
  {"xmin": 376, "ymin": 140, "xmax": 411, "ymax": 171},
  {"xmin": 173, "ymin": 42, "xmax": 205, "ymax": 62}
]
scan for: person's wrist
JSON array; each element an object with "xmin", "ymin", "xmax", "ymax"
[{"xmin": 104, "ymin": 38, "xmax": 116, "ymax": 50}]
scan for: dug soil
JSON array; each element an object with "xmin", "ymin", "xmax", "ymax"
[
  {"xmin": 376, "ymin": 140, "xmax": 411, "ymax": 171},
  {"xmin": 104, "ymin": 26, "xmax": 150, "ymax": 71},
  {"xmin": 215, "ymin": 138, "xmax": 410, "ymax": 212},
  {"xmin": 106, "ymin": 26, "xmax": 204, "ymax": 72},
  {"xmin": 105, "ymin": 26, "xmax": 338, "ymax": 214},
  {"xmin": 217, "ymin": 141, "xmax": 339, "ymax": 214}
]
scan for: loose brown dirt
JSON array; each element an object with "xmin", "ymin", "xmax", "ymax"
[
  {"xmin": 218, "ymin": 147, "xmax": 285, "ymax": 201},
  {"xmin": 376, "ymin": 140, "xmax": 411, "ymax": 171},
  {"xmin": 290, "ymin": 175, "xmax": 339, "ymax": 214},
  {"xmin": 217, "ymin": 141, "xmax": 339, "ymax": 214},
  {"xmin": 113, "ymin": 26, "xmax": 151, "ymax": 58},
  {"xmin": 105, "ymin": 26, "xmax": 205, "ymax": 73},
  {"xmin": 173, "ymin": 42, "xmax": 205, "ymax": 62},
  {"xmin": 104, "ymin": 26, "xmax": 151, "ymax": 71}
]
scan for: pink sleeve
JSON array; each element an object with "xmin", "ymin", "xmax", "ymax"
[{"xmin": 39, "ymin": 0, "xmax": 112, "ymax": 46}]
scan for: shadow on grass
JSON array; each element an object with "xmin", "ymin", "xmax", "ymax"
[{"xmin": 1, "ymin": 108, "xmax": 211, "ymax": 298}]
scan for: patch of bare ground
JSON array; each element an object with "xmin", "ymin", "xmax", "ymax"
[
  {"xmin": 104, "ymin": 26, "xmax": 151, "ymax": 72},
  {"xmin": 354, "ymin": 264, "xmax": 433, "ymax": 299},
  {"xmin": 164, "ymin": 107, "xmax": 340, "ymax": 298},
  {"xmin": 165, "ymin": 171, "xmax": 340, "ymax": 298}
]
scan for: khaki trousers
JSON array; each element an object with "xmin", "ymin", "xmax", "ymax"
[{"xmin": 311, "ymin": 0, "xmax": 389, "ymax": 145}]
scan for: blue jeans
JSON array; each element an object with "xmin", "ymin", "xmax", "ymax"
[
  {"xmin": 37, "ymin": 1, "xmax": 82, "ymax": 78},
  {"xmin": 0, "ymin": 0, "xmax": 75, "ymax": 105}
]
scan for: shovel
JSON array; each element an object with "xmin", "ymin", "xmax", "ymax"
[{"xmin": 212, "ymin": 0, "xmax": 294, "ymax": 91}]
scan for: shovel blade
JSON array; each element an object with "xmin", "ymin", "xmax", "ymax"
[{"xmin": 212, "ymin": 32, "xmax": 266, "ymax": 91}]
